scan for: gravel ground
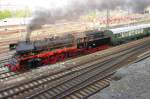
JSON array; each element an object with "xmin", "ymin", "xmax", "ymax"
[{"xmin": 89, "ymin": 57, "xmax": 150, "ymax": 99}]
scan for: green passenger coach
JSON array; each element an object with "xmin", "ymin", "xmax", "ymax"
[{"xmin": 104, "ymin": 24, "xmax": 150, "ymax": 45}]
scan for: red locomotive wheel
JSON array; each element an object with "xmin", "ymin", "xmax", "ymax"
[
  {"xmin": 42, "ymin": 58, "xmax": 51, "ymax": 65},
  {"xmin": 12, "ymin": 66, "xmax": 17, "ymax": 72},
  {"xmin": 58, "ymin": 54, "xmax": 65, "ymax": 61},
  {"xmin": 50, "ymin": 56, "xmax": 58, "ymax": 64}
]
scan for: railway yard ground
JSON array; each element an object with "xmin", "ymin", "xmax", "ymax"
[
  {"xmin": 89, "ymin": 56, "xmax": 150, "ymax": 99},
  {"xmin": 0, "ymin": 24, "xmax": 150, "ymax": 99}
]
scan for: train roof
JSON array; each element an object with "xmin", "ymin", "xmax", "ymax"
[{"xmin": 109, "ymin": 24, "xmax": 150, "ymax": 34}]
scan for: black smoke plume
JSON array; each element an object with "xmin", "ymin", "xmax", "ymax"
[{"xmin": 26, "ymin": 0, "xmax": 150, "ymax": 41}]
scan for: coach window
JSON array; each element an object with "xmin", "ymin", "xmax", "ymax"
[
  {"xmin": 128, "ymin": 31, "xmax": 131, "ymax": 36},
  {"xmin": 121, "ymin": 33, "xmax": 125, "ymax": 37},
  {"xmin": 132, "ymin": 30, "xmax": 134, "ymax": 35},
  {"xmin": 127, "ymin": 31, "xmax": 130, "ymax": 36},
  {"xmin": 135, "ymin": 29, "xmax": 138, "ymax": 34},
  {"xmin": 116, "ymin": 34, "xmax": 118, "ymax": 38},
  {"xmin": 133, "ymin": 30, "xmax": 135, "ymax": 34},
  {"xmin": 115, "ymin": 34, "xmax": 118, "ymax": 37},
  {"xmin": 130, "ymin": 31, "xmax": 132, "ymax": 36},
  {"xmin": 137, "ymin": 29, "xmax": 139, "ymax": 34},
  {"xmin": 120, "ymin": 33, "xmax": 123, "ymax": 37},
  {"xmin": 125, "ymin": 32, "xmax": 127, "ymax": 37},
  {"xmin": 132, "ymin": 30, "xmax": 135, "ymax": 35},
  {"xmin": 115, "ymin": 34, "xmax": 117, "ymax": 38},
  {"xmin": 138, "ymin": 29, "xmax": 140, "ymax": 34},
  {"xmin": 138, "ymin": 29, "xmax": 141, "ymax": 34},
  {"xmin": 134, "ymin": 30, "xmax": 137, "ymax": 34},
  {"xmin": 139, "ymin": 29, "xmax": 141, "ymax": 34},
  {"xmin": 126, "ymin": 32, "xmax": 129, "ymax": 37},
  {"xmin": 118, "ymin": 33, "xmax": 121, "ymax": 38},
  {"xmin": 120, "ymin": 32, "xmax": 122, "ymax": 37},
  {"xmin": 124, "ymin": 32, "xmax": 126, "ymax": 37},
  {"xmin": 122, "ymin": 32, "xmax": 125, "ymax": 37},
  {"xmin": 136, "ymin": 30, "xmax": 139, "ymax": 34},
  {"xmin": 124, "ymin": 32, "xmax": 127, "ymax": 37},
  {"xmin": 117, "ymin": 33, "xmax": 121, "ymax": 38},
  {"xmin": 141, "ymin": 29, "xmax": 143, "ymax": 33},
  {"xmin": 127, "ymin": 32, "xmax": 129, "ymax": 36}
]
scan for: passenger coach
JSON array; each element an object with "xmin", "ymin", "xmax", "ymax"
[{"xmin": 105, "ymin": 24, "xmax": 150, "ymax": 45}]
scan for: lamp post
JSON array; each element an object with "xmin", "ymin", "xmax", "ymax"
[
  {"xmin": 106, "ymin": 4, "xmax": 110, "ymax": 30},
  {"xmin": 4, "ymin": 20, "xmax": 7, "ymax": 31}
]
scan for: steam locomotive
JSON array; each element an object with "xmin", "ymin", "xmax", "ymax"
[
  {"xmin": 5, "ymin": 30, "xmax": 110, "ymax": 71},
  {"xmin": 5, "ymin": 23, "xmax": 150, "ymax": 72}
]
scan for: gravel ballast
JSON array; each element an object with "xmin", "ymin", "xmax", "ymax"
[{"xmin": 89, "ymin": 57, "xmax": 150, "ymax": 99}]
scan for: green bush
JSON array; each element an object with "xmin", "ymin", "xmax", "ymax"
[{"xmin": 0, "ymin": 10, "xmax": 12, "ymax": 20}]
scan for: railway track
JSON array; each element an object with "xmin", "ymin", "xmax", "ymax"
[
  {"xmin": 0, "ymin": 38, "xmax": 148, "ymax": 83},
  {"xmin": 0, "ymin": 51, "xmax": 14, "ymax": 61},
  {"xmin": 0, "ymin": 50, "xmax": 17, "ymax": 81},
  {"xmin": 0, "ymin": 56, "xmax": 117, "ymax": 99},
  {"xmin": 0, "ymin": 36, "xmax": 148, "ymax": 98},
  {"xmin": 26, "ymin": 43, "xmax": 149, "ymax": 99},
  {"xmin": 0, "ymin": 29, "xmax": 25, "ymax": 35},
  {"xmin": 0, "ymin": 49, "xmax": 10, "ymax": 54},
  {"xmin": 0, "ymin": 40, "xmax": 149, "ymax": 99},
  {"xmin": 0, "ymin": 58, "xmax": 24, "ymax": 82},
  {"xmin": 0, "ymin": 58, "xmax": 9, "ymax": 64},
  {"xmin": 62, "ymin": 77, "xmax": 111, "ymax": 99},
  {"xmin": 0, "ymin": 58, "xmax": 17, "ymax": 81}
]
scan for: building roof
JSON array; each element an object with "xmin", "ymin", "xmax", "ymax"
[{"xmin": 109, "ymin": 24, "xmax": 150, "ymax": 34}]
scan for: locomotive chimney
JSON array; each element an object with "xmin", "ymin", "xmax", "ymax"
[{"xmin": 26, "ymin": 31, "xmax": 30, "ymax": 42}]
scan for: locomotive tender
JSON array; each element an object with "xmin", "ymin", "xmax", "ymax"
[{"xmin": 5, "ymin": 24, "xmax": 150, "ymax": 72}]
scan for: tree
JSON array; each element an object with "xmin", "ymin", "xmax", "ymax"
[
  {"xmin": 15, "ymin": 8, "xmax": 31, "ymax": 18},
  {"xmin": 0, "ymin": 8, "xmax": 32, "ymax": 20},
  {"xmin": 0, "ymin": 10, "xmax": 12, "ymax": 19}
]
